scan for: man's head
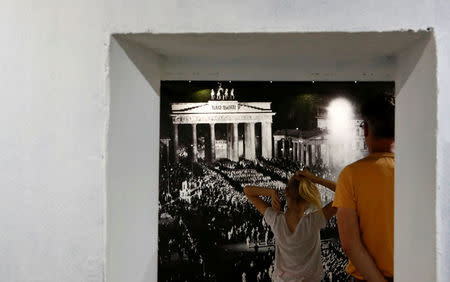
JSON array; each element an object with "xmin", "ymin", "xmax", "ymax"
[{"xmin": 360, "ymin": 95, "xmax": 395, "ymax": 152}]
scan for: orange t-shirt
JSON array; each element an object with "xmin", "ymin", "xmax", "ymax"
[{"xmin": 333, "ymin": 152, "xmax": 394, "ymax": 279}]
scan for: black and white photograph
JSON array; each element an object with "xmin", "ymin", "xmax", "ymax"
[{"xmin": 158, "ymin": 81, "xmax": 394, "ymax": 282}]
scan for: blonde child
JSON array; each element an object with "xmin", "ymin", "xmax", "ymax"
[{"xmin": 244, "ymin": 170, "xmax": 336, "ymax": 282}]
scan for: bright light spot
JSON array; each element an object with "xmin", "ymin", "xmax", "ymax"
[
  {"xmin": 327, "ymin": 98, "xmax": 354, "ymax": 125},
  {"xmin": 270, "ymin": 81, "xmax": 273, "ymax": 83},
  {"xmin": 326, "ymin": 98, "xmax": 362, "ymax": 168},
  {"xmin": 312, "ymin": 80, "xmax": 315, "ymax": 83}
]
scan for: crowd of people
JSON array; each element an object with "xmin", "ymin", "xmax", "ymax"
[
  {"xmin": 158, "ymin": 158, "xmax": 349, "ymax": 281},
  {"xmin": 321, "ymin": 240, "xmax": 350, "ymax": 281}
]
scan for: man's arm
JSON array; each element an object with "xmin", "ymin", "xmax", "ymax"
[
  {"xmin": 244, "ymin": 186, "xmax": 281, "ymax": 215},
  {"xmin": 337, "ymin": 207, "xmax": 387, "ymax": 282}
]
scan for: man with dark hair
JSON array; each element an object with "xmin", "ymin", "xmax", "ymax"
[
  {"xmin": 333, "ymin": 95, "xmax": 395, "ymax": 282},
  {"xmin": 360, "ymin": 95, "xmax": 395, "ymax": 139}
]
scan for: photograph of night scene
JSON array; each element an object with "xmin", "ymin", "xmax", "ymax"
[{"xmin": 158, "ymin": 81, "xmax": 394, "ymax": 282}]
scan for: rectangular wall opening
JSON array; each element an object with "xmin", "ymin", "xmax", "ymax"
[{"xmin": 107, "ymin": 31, "xmax": 436, "ymax": 282}]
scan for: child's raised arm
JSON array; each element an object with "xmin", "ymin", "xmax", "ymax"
[
  {"xmin": 295, "ymin": 170, "xmax": 336, "ymax": 192},
  {"xmin": 244, "ymin": 186, "xmax": 281, "ymax": 215}
]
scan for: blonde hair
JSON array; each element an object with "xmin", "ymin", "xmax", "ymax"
[{"xmin": 287, "ymin": 175, "xmax": 322, "ymax": 213}]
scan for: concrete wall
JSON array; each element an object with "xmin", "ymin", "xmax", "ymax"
[
  {"xmin": 436, "ymin": 2, "xmax": 450, "ymax": 281},
  {"xmin": 107, "ymin": 38, "xmax": 161, "ymax": 282},
  {"xmin": 163, "ymin": 51, "xmax": 395, "ymax": 82},
  {"xmin": 1, "ymin": 0, "xmax": 449, "ymax": 281},
  {"xmin": 395, "ymin": 35, "xmax": 437, "ymax": 282}
]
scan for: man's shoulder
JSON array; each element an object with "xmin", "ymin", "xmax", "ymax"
[
  {"xmin": 351, "ymin": 153, "xmax": 394, "ymax": 168},
  {"xmin": 339, "ymin": 153, "xmax": 394, "ymax": 180},
  {"xmin": 345, "ymin": 154, "xmax": 389, "ymax": 169},
  {"xmin": 341, "ymin": 157, "xmax": 368, "ymax": 173},
  {"xmin": 338, "ymin": 156, "xmax": 377, "ymax": 180}
]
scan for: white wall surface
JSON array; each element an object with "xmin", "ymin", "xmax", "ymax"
[
  {"xmin": 1, "ymin": 0, "xmax": 448, "ymax": 281},
  {"xmin": 435, "ymin": 2, "xmax": 450, "ymax": 281},
  {"xmin": 107, "ymin": 37, "xmax": 161, "ymax": 282},
  {"xmin": 1, "ymin": 1, "xmax": 106, "ymax": 282},
  {"xmin": 395, "ymin": 36, "xmax": 437, "ymax": 282},
  {"xmin": 111, "ymin": 31, "xmax": 438, "ymax": 282}
]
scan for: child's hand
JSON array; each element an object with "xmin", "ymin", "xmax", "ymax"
[
  {"xmin": 295, "ymin": 169, "xmax": 316, "ymax": 180},
  {"xmin": 271, "ymin": 191, "xmax": 281, "ymax": 211}
]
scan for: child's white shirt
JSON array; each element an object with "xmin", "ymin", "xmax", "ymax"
[{"xmin": 264, "ymin": 207, "xmax": 326, "ymax": 282}]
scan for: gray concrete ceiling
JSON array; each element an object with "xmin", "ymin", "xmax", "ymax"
[{"xmin": 119, "ymin": 32, "xmax": 429, "ymax": 61}]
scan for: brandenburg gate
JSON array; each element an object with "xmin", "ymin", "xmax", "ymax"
[{"xmin": 171, "ymin": 100, "xmax": 275, "ymax": 162}]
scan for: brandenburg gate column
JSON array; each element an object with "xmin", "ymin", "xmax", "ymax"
[
  {"xmin": 244, "ymin": 122, "xmax": 256, "ymax": 160},
  {"xmin": 173, "ymin": 123, "xmax": 179, "ymax": 163},
  {"xmin": 305, "ymin": 144, "xmax": 310, "ymax": 166},
  {"xmin": 289, "ymin": 139, "xmax": 293, "ymax": 160},
  {"xmin": 300, "ymin": 143, "xmax": 304, "ymax": 165},
  {"xmin": 293, "ymin": 142, "xmax": 297, "ymax": 161},
  {"xmin": 232, "ymin": 123, "xmax": 239, "ymax": 161},
  {"xmin": 227, "ymin": 124, "xmax": 232, "ymax": 159},
  {"xmin": 210, "ymin": 123, "xmax": 216, "ymax": 162},
  {"xmin": 261, "ymin": 122, "xmax": 273, "ymax": 159},
  {"xmin": 311, "ymin": 144, "xmax": 316, "ymax": 165},
  {"xmin": 273, "ymin": 137, "xmax": 279, "ymax": 159},
  {"xmin": 192, "ymin": 123, "xmax": 198, "ymax": 162}
]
